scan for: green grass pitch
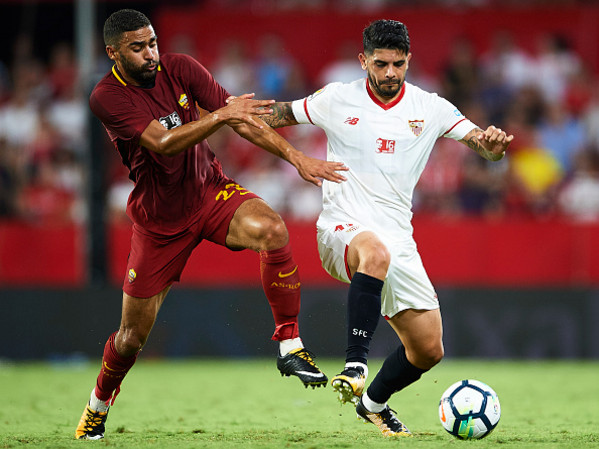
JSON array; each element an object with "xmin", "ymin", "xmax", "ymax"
[{"xmin": 1, "ymin": 358, "xmax": 598, "ymax": 448}]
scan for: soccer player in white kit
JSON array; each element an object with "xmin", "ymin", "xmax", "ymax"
[{"xmin": 262, "ymin": 19, "xmax": 513, "ymax": 437}]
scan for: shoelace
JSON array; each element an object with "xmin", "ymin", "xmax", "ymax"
[
  {"xmin": 294, "ymin": 349, "xmax": 317, "ymax": 365},
  {"xmin": 83, "ymin": 408, "xmax": 106, "ymax": 430}
]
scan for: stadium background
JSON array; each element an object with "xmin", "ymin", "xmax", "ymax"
[{"xmin": 1, "ymin": 0, "xmax": 599, "ymax": 361}]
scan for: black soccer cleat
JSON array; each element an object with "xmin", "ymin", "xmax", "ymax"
[
  {"xmin": 277, "ymin": 348, "xmax": 328, "ymax": 388},
  {"xmin": 75, "ymin": 402, "xmax": 109, "ymax": 440},
  {"xmin": 356, "ymin": 397, "xmax": 412, "ymax": 437}
]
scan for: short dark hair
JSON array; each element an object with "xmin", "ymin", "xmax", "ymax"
[
  {"xmin": 103, "ymin": 9, "xmax": 152, "ymax": 47},
  {"xmin": 363, "ymin": 19, "xmax": 410, "ymax": 55}
]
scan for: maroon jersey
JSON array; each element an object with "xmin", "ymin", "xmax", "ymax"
[{"xmin": 90, "ymin": 53, "xmax": 231, "ymax": 234}]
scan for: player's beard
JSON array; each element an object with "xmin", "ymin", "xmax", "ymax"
[
  {"xmin": 368, "ymin": 72, "xmax": 402, "ymax": 99},
  {"xmin": 119, "ymin": 54, "xmax": 159, "ymax": 86}
]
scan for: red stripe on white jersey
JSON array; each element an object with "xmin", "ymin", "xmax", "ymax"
[
  {"xmin": 344, "ymin": 245, "xmax": 352, "ymax": 281},
  {"xmin": 444, "ymin": 118, "xmax": 467, "ymax": 136},
  {"xmin": 303, "ymin": 98, "xmax": 314, "ymax": 125}
]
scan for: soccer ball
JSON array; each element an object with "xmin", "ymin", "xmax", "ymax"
[{"xmin": 439, "ymin": 379, "xmax": 501, "ymax": 440}]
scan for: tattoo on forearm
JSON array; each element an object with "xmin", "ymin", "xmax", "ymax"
[
  {"xmin": 261, "ymin": 102, "xmax": 297, "ymax": 128},
  {"xmin": 465, "ymin": 127, "xmax": 501, "ymax": 161}
]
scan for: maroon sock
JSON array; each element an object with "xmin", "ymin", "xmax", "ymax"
[
  {"xmin": 94, "ymin": 332, "xmax": 138, "ymax": 403},
  {"xmin": 259, "ymin": 243, "xmax": 301, "ymax": 341}
]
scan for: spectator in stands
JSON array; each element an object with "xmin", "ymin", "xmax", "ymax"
[
  {"xmin": 212, "ymin": 40, "xmax": 256, "ymax": 94},
  {"xmin": 440, "ymin": 36, "xmax": 479, "ymax": 110},
  {"xmin": 532, "ymin": 33, "xmax": 581, "ymax": 104},
  {"xmin": 558, "ymin": 146, "xmax": 599, "ymax": 222},
  {"xmin": 318, "ymin": 40, "xmax": 365, "ymax": 86},
  {"xmin": 537, "ymin": 101, "xmax": 588, "ymax": 174},
  {"xmin": 254, "ymin": 34, "xmax": 306, "ymax": 100}
]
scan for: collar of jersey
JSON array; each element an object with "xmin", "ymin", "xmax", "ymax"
[
  {"xmin": 365, "ymin": 80, "xmax": 405, "ymax": 111},
  {"xmin": 111, "ymin": 64, "xmax": 161, "ymax": 87}
]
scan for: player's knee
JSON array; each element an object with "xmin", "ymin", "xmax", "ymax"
[
  {"xmin": 360, "ymin": 244, "xmax": 391, "ymax": 278},
  {"xmin": 411, "ymin": 343, "xmax": 444, "ymax": 370},
  {"xmin": 116, "ymin": 329, "xmax": 149, "ymax": 356},
  {"xmin": 257, "ymin": 216, "xmax": 288, "ymax": 250},
  {"xmin": 421, "ymin": 344, "xmax": 444, "ymax": 369}
]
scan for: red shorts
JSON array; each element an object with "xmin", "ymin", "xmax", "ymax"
[{"xmin": 123, "ymin": 178, "xmax": 259, "ymax": 298}]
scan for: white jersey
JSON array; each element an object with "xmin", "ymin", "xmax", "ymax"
[{"xmin": 291, "ymin": 79, "xmax": 476, "ymax": 242}]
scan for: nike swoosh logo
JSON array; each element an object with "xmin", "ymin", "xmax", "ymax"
[
  {"xmin": 295, "ymin": 371, "xmax": 325, "ymax": 378},
  {"xmin": 278, "ymin": 266, "xmax": 298, "ymax": 278}
]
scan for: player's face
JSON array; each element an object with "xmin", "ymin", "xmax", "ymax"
[
  {"xmin": 359, "ymin": 48, "xmax": 411, "ymax": 101},
  {"xmin": 107, "ymin": 26, "xmax": 160, "ymax": 86}
]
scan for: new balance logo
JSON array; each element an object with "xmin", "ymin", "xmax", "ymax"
[{"xmin": 344, "ymin": 117, "xmax": 360, "ymax": 125}]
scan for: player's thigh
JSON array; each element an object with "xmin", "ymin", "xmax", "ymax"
[
  {"xmin": 387, "ymin": 308, "xmax": 443, "ymax": 367},
  {"xmin": 125, "ymin": 224, "xmax": 196, "ymax": 298},
  {"xmin": 317, "ymin": 221, "xmax": 372, "ymax": 283},
  {"xmin": 225, "ymin": 197, "xmax": 287, "ymax": 251},
  {"xmin": 380, "ymin": 243, "xmax": 438, "ymax": 318},
  {"xmin": 346, "ymin": 231, "xmax": 390, "ymax": 278}
]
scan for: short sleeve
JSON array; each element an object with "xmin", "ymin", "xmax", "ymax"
[
  {"xmin": 436, "ymin": 97, "xmax": 477, "ymax": 140},
  {"xmin": 179, "ymin": 54, "xmax": 229, "ymax": 112},
  {"xmin": 89, "ymin": 85, "xmax": 152, "ymax": 146},
  {"xmin": 291, "ymin": 83, "xmax": 337, "ymax": 128}
]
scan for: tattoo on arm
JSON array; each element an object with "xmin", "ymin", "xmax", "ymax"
[
  {"xmin": 261, "ymin": 102, "xmax": 298, "ymax": 128},
  {"xmin": 463, "ymin": 127, "xmax": 501, "ymax": 161}
]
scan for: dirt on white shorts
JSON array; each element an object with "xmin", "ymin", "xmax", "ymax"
[{"xmin": 317, "ymin": 220, "xmax": 439, "ymax": 318}]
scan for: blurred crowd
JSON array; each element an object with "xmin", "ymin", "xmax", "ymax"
[{"xmin": 1, "ymin": 24, "xmax": 599, "ymax": 226}]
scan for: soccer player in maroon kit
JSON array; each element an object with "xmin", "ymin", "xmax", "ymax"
[{"xmin": 75, "ymin": 9, "xmax": 348, "ymax": 440}]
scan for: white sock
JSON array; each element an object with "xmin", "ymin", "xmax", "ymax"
[
  {"xmin": 361, "ymin": 391, "xmax": 386, "ymax": 413},
  {"xmin": 345, "ymin": 361, "xmax": 368, "ymax": 378},
  {"xmin": 89, "ymin": 388, "xmax": 110, "ymax": 413},
  {"xmin": 279, "ymin": 337, "xmax": 303, "ymax": 356}
]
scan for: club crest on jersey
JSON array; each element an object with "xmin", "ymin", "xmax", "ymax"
[
  {"xmin": 128, "ymin": 268, "xmax": 137, "ymax": 284},
  {"xmin": 409, "ymin": 120, "xmax": 424, "ymax": 137},
  {"xmin": 376, "ymin": 138, "xmax": 395, "ymax": 154},
  {"xmin": 178, "ymin": 93, "xmax": 190, "ymax": 110},
  {"xmin": 159, "ymin": 111, "xmax": 183, "ymax": 130}
]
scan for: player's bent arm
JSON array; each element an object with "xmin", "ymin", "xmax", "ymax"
[
  {"xmin": 459, "ymin": 126, "xmax": 514, "ymax": 162},
  {"xmin": 231, "ymin": 118, "xmax": 347, "ymax": 187},
  {"xmin": 140, "ymin": 96, "xmax": 275, "ymax": 156},
  {"xmin": 139, "ymin": 116, "xmax": 226, "ymax": 156}
]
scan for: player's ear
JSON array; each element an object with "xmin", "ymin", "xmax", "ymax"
[
  {"xmin": 358, "ymin": 53, "xmax": 367, "ymax": 70},
  {"xmin": 106, "ymin": 45, "xmax": 117, "ymax": 61}
]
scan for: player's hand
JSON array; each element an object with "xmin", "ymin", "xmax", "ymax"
[
  {"xmin": 294, "ymin": 154, "xmax": 348, "ymax": 187},
  {"xmin": 218, "ymin": 93, "xmax": 274, "ymax": 129},
  {"xmin": 477, "ymin": 125, "xmax": 514, "ymax": 157}
]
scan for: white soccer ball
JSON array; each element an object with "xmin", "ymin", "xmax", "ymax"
[{"xmin": 438, "ymin": 379, "xmax": 501, "ymax": 440}]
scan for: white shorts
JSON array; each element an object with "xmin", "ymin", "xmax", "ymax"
[{"xmin": 317, "ymin": 219, "xmax": 439, "ymax": 318}]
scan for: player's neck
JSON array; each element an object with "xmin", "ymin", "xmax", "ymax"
[{"xmin": 366, "ymin": 80, "xmax": 405, "ymax": 108}]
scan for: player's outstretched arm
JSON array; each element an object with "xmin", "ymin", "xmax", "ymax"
[
  {"xmin": 460, "ymin": 126, "xmax": 514, "ymax": 161},
  {"xmin": 231, "ymin": 102, "xmax": 348, "ymax": 187},
  {"xmin": 139, "ymin": 94, "xmax": 274, "ymax": 157}
]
